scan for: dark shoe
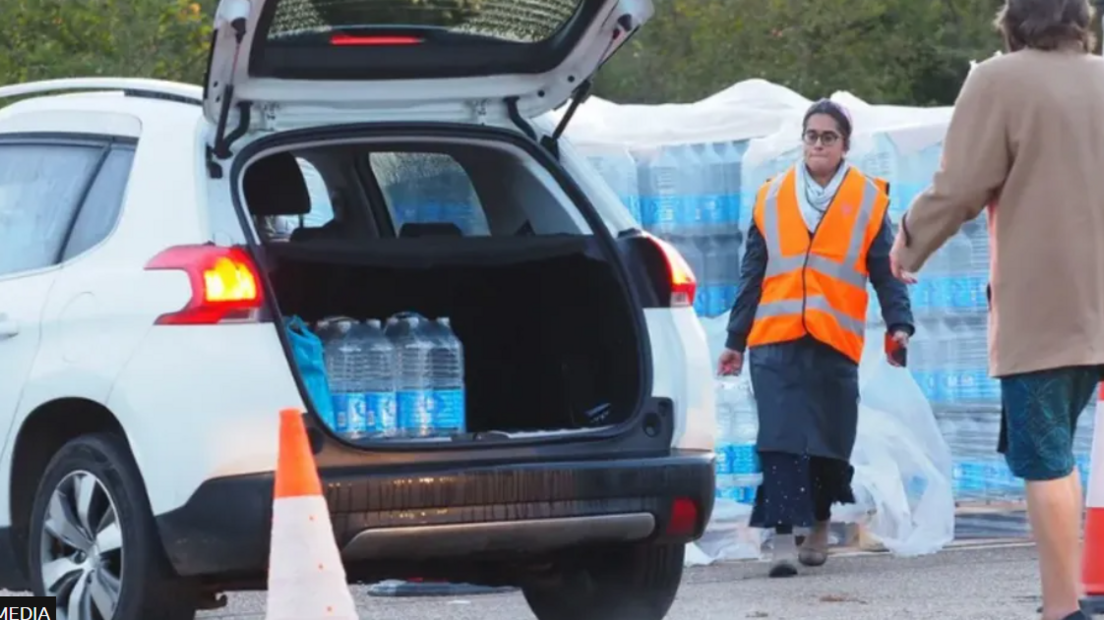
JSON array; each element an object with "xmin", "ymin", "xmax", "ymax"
[
  {"xmin": 798, "ymin": 547, "xmax": 828, "ymax": 567},
  {"xmin": 768, "ymin": 561, "xmax": 798, "ymax": 578}
]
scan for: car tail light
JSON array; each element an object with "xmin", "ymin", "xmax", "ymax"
[
  {"xmin": 646, "ymin": 234, "xmax": 697, "ymax": 307},
  {"xmin": 145, "ymin": 245, "xmax": 264, "ymax": 325},
  {"xmin": 665, "ymin": 497, "xmax": 699, "ymax": 537}
]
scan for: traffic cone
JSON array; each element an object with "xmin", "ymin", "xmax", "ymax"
[
  {"xmin": 1081, "ymin": 384, "xmax": 1104, "ymax": 615},
  {"xmin": 265, "ymin": 408, "xmax": 358, "ymax": 619}
]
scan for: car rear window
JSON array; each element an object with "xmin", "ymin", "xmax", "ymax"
[
  {"xmin": 267, "ymin": 0, "xmax": 584, "ymax": 43},
  {"xmin": 250, "ymin": 0, "xmax": 603, "ymax": 80}
]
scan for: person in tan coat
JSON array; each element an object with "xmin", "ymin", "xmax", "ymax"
[{"xmin": 889, "ymin": 1, "xmax": 1104, "ymax": 618}]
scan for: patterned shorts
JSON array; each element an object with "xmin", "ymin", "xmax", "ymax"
[{"xmin": 998, "ymin": 365, "xmax": 1101, "ymax": 481}]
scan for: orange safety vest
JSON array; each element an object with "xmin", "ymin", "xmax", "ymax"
[{"xmin": 746, "ymin": 165, "xmax": 890, "ymax": 364}]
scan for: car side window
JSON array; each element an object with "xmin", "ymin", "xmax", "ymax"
[
  {"xmin": 369, "ymin": 152, "xmax": 491, "ymax": 237},
  {"xmin": 0, "ymin": 143, "xmax": 104, "ymax": 278},
  {"xmin": 62, "ymin": 146, "xmax": 136, "ymax": 262}
]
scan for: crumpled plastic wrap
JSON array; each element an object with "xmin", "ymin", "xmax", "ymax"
[{"xmin": 686, "ymin": 318, "xmax": 955, "ymax": 566}]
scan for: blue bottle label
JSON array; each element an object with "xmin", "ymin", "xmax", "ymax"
[
  {"xmin": 714, "ymin": 445, "xmax": 732, "ymax": 475},
  {"xmin": 365, "ymin": 391, "xmax": 397, "ymax": 435},
  {"xmin": 951, "ymin": 277, "xmax": 973, "ymax": 309},
  {"xmin": 430, "ymin": 388, "xmax": 466, "ymax": 433},
  {"xmin": 930, "ymin": 277, "xmax": 952, "ymax": 309},
  {"xmin": 700, "ymin": 195, "xmax": 723, "ymax": 225},
  {"xmin": 910, "ymin": 280, "xmax": 931, "ymax": 311},
  {"xmin": 397, "ymin": 390, "xmax": 432, "ymax": 436},
  {"xmin": 331, "ymin": 392, "xmax": 367, "ymax": 435}
]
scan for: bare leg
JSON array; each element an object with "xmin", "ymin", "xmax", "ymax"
[{"xmin": 1027, "ymin": 469, "xmax": 1084, "ymax": 620}]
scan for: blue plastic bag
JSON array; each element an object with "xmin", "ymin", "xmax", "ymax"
[{"xmin": 284, "ymin": 316, "xmax": 336, "ymax": 430}]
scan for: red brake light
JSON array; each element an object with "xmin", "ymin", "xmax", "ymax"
[
  {"xmin": 330, "ymin": 34, "xmax": 424, "ymax": 46},
  {"xmin": 145, "ymin": 245, "xmax": 264, "ymax": 325},
  {"xmin": 665, "ymin": 498, "xmax": 699, "ymax": 537},
  {"xmin": 646, "ymin": 234, "xmax": 697, "ymax": 307}
]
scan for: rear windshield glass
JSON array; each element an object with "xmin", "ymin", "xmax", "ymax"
[{"xmin": 267, "ymin": 0, "xmax": 584, "ymax": 42}]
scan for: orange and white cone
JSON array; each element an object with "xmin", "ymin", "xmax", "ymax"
[
  {"xmin": 265, "ymin": 408, "xmax": 358, "ymax": 619},
  {"xmin": 1081, "ymin": 384, "xmax": 1104, "ymax": 614}
]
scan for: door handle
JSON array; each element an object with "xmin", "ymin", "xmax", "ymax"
[{"xmin": 0, "ymin": 314, "xmax": 19, "ymax": 339}]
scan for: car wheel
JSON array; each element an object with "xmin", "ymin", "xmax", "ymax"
[
  {"xmin": 522, "ymin": 543, "xmax": 685, "ymax": 620},
  {"xmin": 28, "ymin": 433, "xmax": 198, "ymax": 620}
]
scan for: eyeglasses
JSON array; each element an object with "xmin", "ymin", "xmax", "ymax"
[{"xmin": 802, "ymin": 130, "xmax": 841, "ymax": 146}]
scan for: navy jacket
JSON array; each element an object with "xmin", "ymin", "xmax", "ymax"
[{"xmin": 725, "ymin": 214, "xmax": 915, "ymax": 353}]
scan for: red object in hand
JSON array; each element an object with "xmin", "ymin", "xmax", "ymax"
[{"xmin": 885, "ymin": 333, "xmax": 908, "ymax": 367}]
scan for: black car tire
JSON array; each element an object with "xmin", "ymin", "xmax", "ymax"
[
  {"xmin": 28, "ymin": 432, "xmax": 198, "ymax": 620},
  {"xmin": 522, "ymin": 543, "xmax": 685, "ymax": 620}
]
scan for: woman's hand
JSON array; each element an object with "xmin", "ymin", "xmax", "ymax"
[
  {"xmin": 718, "ymin": 349, "xmax": 744, "ymax": 376},
  {"xmin": 890, "ymin": 232, "xmax": 918, "ymax": 284},
  {"xmin": 887, "ymin": 331, "xmax": 910, "ymax": 367}
]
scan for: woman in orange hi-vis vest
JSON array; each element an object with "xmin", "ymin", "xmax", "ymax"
[{"xmin": 717, "ymin": 99, "xmax": 915, "ymax": 578}]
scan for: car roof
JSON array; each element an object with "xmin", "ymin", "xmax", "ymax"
[{"xmin": 0, "ymin": 87, "xmax": 205, "ymax": 139}]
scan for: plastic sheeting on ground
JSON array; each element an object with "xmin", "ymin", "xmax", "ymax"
[{"xmin": 686, "ymin": 318, "xmax": 956, "ymax": 566}]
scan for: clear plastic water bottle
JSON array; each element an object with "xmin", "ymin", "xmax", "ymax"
[
  {"xmin": 929, "ymin": 319, "xmax": 953, "ymax": 406},
  {"xmin": 946, "ymin": 232, "xmax": 973, "ymax": 311},
  {"xmin": 698, "ymin": 236, "xmax": 723, "ymax": 316},
  {"xmin": 324, "ymin": 318, "xmax": 368, "ymax": 440},
  {"xmin": 694, "ymin": 143, "xmax": 725, "ymax": 234},
  {"xmin": 426, "ymin": 317, "xmax": 466, "ymax": 437},
  {"xmin": 945, "ymin": 315, "xmax": 962, "ymax": 403},
  {"xmin": 359, "ymin": 319, "xmax": 398, "ymax": 438},
  {"xmin": 965, "ymin": 218, "xmax": 990, "ymax": 311},
  {"xmin": 715, "ymin": 141, "xmax": 746, "ymax": 228},
  {"xmin": 716, "ymin": 230, "xmax": 743, "ymax": 315},
  {"xmin": 635, "ymin": 146, "xmax": 681, "ymax": 234},
  {"xmin": 956, "ymin": 318, "xmax": 987, "ymax": 406},
  {"xmin": 926, "ymin": 245, "xmax": 953, "ymax": 313},
  {"xmin": 586, "ymin": 147, "xmax": 641, "ymax": 224},
  {"xmin": 384, "ymin": 314, "xmax": 434, "ymax": 438},
  {"xmin": 675, "ymin": 144, "xmax": 704, "ymax": 236}
]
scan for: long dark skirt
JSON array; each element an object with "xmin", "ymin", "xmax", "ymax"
[{"xmin": 749, "ymin": 451, "xmax": 856, "ymax": 530}]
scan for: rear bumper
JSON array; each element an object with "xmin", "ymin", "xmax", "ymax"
[{"xmin": 155, "ymin": 450, "xmax": 715, "ymax": 579}]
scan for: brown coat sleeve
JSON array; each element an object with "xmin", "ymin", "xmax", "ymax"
[{"xmin": 896, "ymin": 63, "xmax": 1011, "ymax": 272}]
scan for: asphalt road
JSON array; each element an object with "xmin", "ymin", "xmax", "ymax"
[{"xmin": 195, "ymin": 543, "xmax": 1051, "ymax": 620}]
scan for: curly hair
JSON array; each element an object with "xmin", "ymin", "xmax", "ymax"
[{"xmin": 995, "ymin": 0, "xmax": 1096, "ymax": 53}]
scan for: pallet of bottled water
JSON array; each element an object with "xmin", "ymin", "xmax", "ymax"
[{"xmin": 315, "ymin": 312, "xmax": 466, "ymax": 441}]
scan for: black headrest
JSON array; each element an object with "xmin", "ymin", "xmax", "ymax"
[
  {"xmin": 399, "ymin": 222, "xmax": 463, "ymax": 238},
  {"xmin": 244, "ymin": 153, "xmax": 311, "ymax": 217}
]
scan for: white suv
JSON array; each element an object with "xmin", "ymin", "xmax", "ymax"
[{"xmin": 0, "ymin": 0, "xmax": 716, "ymax": 618}]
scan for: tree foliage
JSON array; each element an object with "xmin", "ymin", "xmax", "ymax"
[
  {"xmin": 0, "ymin": 0, "xmax": 1026, "ymax": 107},
  {"xmin": 595, "ymin": 0, "xmax": 1008, "ymax": 105},
  {"xmin": 0, "ymin": 0, "xmax": 214, "ymax": 86}
]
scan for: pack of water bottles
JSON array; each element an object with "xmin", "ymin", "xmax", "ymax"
[
  {"xmin": 313, "ymin": 312, "xmax": 466, "ymax": 441},
  {"xmin": 714, "ymin": 375, "xmax": 762, "ymax": 504}
]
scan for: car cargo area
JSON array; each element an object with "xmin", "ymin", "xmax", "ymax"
[{"xmin": 239, "ymin": 139, "xmax": 645, "ymax": 443}]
